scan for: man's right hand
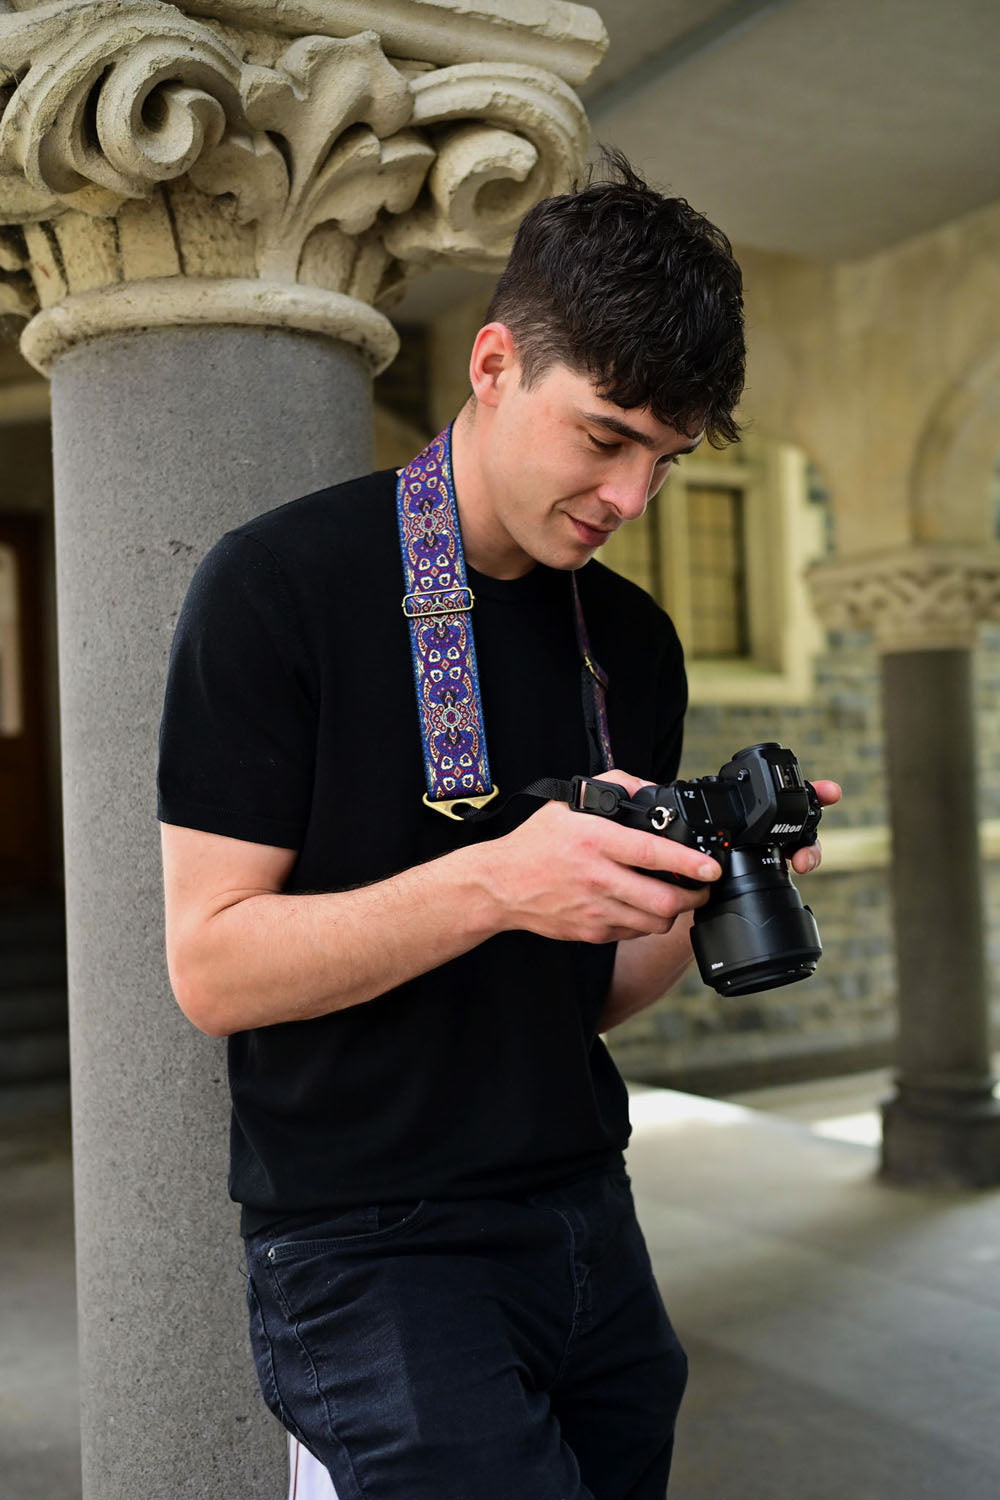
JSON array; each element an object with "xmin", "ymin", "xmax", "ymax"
[{"xmin": 485, "ymin": 769, "xmax": 721, "ymax": 945}]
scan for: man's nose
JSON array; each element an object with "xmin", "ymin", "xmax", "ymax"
[{"xmin": 598, "ymin": 462, "xmax": 658, "ymax": 520}]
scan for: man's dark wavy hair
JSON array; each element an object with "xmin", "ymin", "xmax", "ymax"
[{"xmin": 485, "ymin": 149, "xmax": 746, "ymax": 447}]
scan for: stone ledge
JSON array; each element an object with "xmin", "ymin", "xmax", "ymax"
[
  {"xmin": 814, "ymin": 819, "xmax": 1000, "ymax": 874},
  {"xmin": 808, "ymin": 544, "xmax": 1000, "ymax": 652}
]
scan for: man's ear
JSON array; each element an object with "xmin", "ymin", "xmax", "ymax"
[{"xmin": 468, "ymin": 322, "xmax": 519, "ymax": 409}]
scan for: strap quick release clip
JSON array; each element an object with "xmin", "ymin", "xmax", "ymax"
[{"xmin": 570, "ymin": 776, "xmax": 627, "ymax": 817}]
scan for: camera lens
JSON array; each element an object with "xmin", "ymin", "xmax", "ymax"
[{"xmin": 691, "ymin": 847, "xmax": 822, "ymax": 996}]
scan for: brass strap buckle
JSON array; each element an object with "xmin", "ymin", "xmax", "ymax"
[
  {"xmin": 402, "ymin": 587, "xmax": 475, "ymax": 619},
  {"xmin": 422, "ymin": 786, "xmax": 501, "ymax": 822},
  {"xmin": 583, "ymin": 653, "xmax": 609, "ymax": 688}
]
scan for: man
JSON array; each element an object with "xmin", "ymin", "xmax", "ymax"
[{"xmin": 159, "ymin": 155, "xmax": 838, "ymax": 1499}]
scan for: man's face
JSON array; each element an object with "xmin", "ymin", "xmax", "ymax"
[{"xmin": 474, "ymin": 359, "xmax": 704, "ymax": 575}]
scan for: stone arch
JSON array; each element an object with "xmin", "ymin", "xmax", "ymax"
[{"xmin": 910, "ymin": 341, "xmax": 1000, "ymax": 544}]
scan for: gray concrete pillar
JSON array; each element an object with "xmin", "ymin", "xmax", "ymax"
[
  {"xmin": 50, "ymin": 324, "xmax": 372, "ymax": 1498},
  {"xmin": 879, "ymin": 647, "xmax": 1000, "ymax": 1185},
  {"xmin": 3, "ymin": 6, "xmax": 605, "ymax": 1487}
]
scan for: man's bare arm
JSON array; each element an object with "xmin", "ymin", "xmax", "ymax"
[
  {"xmin": 161, "ymin": 824, "xmax": 504, "ymax": 1036},
  {"xmin": 161, "ymin": 772, "xmax": 719, "ymax": 1037},
  {"xmin": 601, "ymin": 916, "xmax": 697, "ymax": 1033}
]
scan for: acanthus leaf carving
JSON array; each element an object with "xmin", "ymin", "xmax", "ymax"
[
  {"xmin": 382, "ymin": 63, "xmax": 589, "ymax": 270},
  {"xmin": 189, "ymin": 33, "xmax": 434, "ymax": 281},
  {"xmin": 0, "ymin": 0, "xmax": 244, "ymax": 218},
  {"xmin": 0, "ymin": 1, "xmax": 594, "ymax": 355}
]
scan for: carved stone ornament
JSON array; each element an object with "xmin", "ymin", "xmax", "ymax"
[
  {"xmin": 0, "ymin": 0, "xmax": 604, "ymax": 374},
  {"xmin": 807, "ymin": 544, "xmax": 1000, "ymax": 653}
]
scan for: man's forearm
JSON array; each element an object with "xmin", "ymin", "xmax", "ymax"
[
  {"xmin": 167, "ymin": 777, "xmax": 719, "ymax": 1038},
  {"xmin": 173, "ymin": 844, "xmax": 502, "ymax": 1036},
  {"xmin": 600, "ymin": 913, "xmax": 696, "ymax": 1032}
]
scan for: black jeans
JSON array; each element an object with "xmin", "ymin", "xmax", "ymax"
[{"xmin": 244, "ymin": 1170, "xmax": 687, "ymax": 1499}]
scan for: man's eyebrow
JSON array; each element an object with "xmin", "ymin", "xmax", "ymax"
[{"xmin": 579, "ymin": 410, "xmax": 703, "ymax": 454}]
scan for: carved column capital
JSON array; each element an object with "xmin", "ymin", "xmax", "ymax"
[
  {"xmin": 0, "ymin": 0, "xmax": 604, "ymax": 373},
  {"xmin": 807, "ymin": 544, "xmax": 1000, "ymax": 652}
]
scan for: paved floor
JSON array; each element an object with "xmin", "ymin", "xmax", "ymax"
[
  {"xmin": 5, "ymin": 1074, "xmax": 1000, "ymax": 1499},
  {"xmin": 0, "ymin": 1106, "xmax": 79, "ymax": 1500},
  {"xmin": 630, "ymin": 1086, "xmax": 1000, "ymax": 1500}
]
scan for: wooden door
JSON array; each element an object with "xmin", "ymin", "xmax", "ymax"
[{"xmin": 0, "ymin": 515, "xmax": 50, "ymax": 889}]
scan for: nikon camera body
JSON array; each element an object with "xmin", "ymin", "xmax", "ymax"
[{"xmin": 571, "ymin": 742, "xmax": 823, "ymax": 997}]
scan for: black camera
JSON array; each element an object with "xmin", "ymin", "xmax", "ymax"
[{"xmin": 570, "ymin": 742, "xmax": 823, "ymax": 997}]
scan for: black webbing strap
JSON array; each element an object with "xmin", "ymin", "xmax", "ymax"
[{"xmin": 448, "ymin": 774, "xmax": 628, "ymax": 825}]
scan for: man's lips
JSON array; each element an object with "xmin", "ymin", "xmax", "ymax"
[{"xmin": 568, "ymin": 516, "xmax": 616, "ymax": 547}]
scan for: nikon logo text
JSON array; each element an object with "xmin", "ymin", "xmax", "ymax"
[{"xmin": 772, "ymin": 823, "xmax": 801, "ymax": 834}]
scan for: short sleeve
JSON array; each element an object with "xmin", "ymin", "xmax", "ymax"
[
  {"xmin": 157, "ymin": 531, "xmax": 317, "ymax": 848},
  {"xmin": 651, "ymin": 621, "xmax": 687, "ymax": 786}
]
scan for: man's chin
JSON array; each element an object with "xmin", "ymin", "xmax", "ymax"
[
  {"xmin": 545, "ymin": 543, "xmax": 600, "ymax": 572},
  {"xmin": 519, "ymin": 523, "xmax": 602, "ymax": 571}
]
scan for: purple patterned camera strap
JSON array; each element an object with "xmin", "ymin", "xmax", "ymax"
[
  {"xmin": 396, "ymin": 424, "xmax": 613, "ymax": 820},
  {"xmin": 396, "ymin": 426, "xmax": 495, "ymax": 815}
]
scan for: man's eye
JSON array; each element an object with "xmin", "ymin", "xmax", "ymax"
[{"xmin": 587, "ymin": 435, "xmax": 618, "ymax": 452}]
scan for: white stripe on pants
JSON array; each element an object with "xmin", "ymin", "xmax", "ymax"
[{"xmin": 288, "ymin": 1433, "xmax": 339, "ymax": 1500}]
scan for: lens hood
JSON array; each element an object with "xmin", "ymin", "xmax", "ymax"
[{"xmin": 692, "ymin": 886, "xmax": 821, "ymax": 996}]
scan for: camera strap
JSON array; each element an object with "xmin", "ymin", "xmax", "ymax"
[{"xmin": 396, "ymin": 424, "xmax": 613, "ymax": 822}]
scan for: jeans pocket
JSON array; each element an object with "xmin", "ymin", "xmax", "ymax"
[{"xmin": 263, "ymin": 1199, "xmax": 427, "ymax": 1263}]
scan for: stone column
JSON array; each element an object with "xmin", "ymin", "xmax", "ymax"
[
  {"xmin": 0, "ymin": 3, "xmax": 605, "ymax": 1495},
  {"xmin": 810, "ymin": 545, "xmax": 1000, "ymax": 1186}
]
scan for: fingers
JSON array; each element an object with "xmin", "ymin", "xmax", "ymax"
[
  {"xmin": 796, "ymin": 770, "xmax": 838, "ymax": 875},
  {"xmin": 547, "ymin": 797, "xmax": 721, "ymax": 884},
  {"xmin": 504, "ymin": 797, "xmax": 717, "ymax": 943},
  {"xmin": 575, "ymin": 768, "xmax": 839, "ymax": 894},
  {"xmin": 600, "ymin": 819, "xmax": 723, "ymax": 884},
  {"xmin": 590, "ymin": 888, "xmax": 706, "ymax": 942},
  {"xmin": 586, "ymin": 770, "xmax": 722, "ymax": 881},
  {"xmin": 606, "ymin": 865, "xmax": 713, "ymax": 924},
  {"xmin": 592, "ymin": 767, "xmax": 654, "ymax": 798},
  {"xmin": 791, "ymin": 838, "xmax": 822, "ymax": 875},
  {"xmin": 601, "ymin": 767, "xmax": 843, "ymax": 811}
]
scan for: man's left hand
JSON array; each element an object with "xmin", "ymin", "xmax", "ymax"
[{"xmin": 790, "ymin": 779, "xmax": 842, "ymax": 876}]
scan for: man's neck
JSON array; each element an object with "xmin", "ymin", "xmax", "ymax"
[{"xmin": 449, "ymin": 405, "xmax": 536, "ymax": 580}]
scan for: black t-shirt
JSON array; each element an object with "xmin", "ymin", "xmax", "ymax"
[{"xmin": 157, "ymin": 469, "xmax": 687, "ymax": 1233}]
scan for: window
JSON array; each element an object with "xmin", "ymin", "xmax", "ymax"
[
  {"xmin": 685, "ymin": 482, "xmax": 749, "ymax": 658},
  {"xmin": 601, "ymin": 436, "xmax": 828, "ymax": 704}
]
